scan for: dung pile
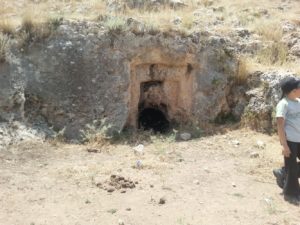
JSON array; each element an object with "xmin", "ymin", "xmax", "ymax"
[{"xmin": 96, "ymin": 175, "xmax": 138, "ymax": 193}]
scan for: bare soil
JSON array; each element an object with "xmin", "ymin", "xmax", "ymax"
[{"xmin": 1, "ymin": 128, "xmax": 300, "ymax": 225}]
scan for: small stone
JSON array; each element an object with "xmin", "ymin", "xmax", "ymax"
[
  {"xmin": 107, "ymin": 187, "xmax": 115, "ymax": 193},
  {"xmin": 116, "ymin": 176, "xmax": 125, "ymax": 181},
  {"xmin": 232, "ymin": 140, "xmax": 240, "ymax": 146},
  {"xmin": 87, "ymin": 148, "xmax": 100, "ymax": 153},
  {"xmin": 136, "ymin": 160, "xmax": 142, "ymax": 169},
  {"xmin": 118, "ymin": 219, "xmax": 125, "ymax": 225},
  {"xmin": 120, "ymin": 189, "xmax": 126, "ymax": 193},
  {"xmin": 133, "ymin": 144, "xmax": 144, "ymax": 155},
  {"xmin": 232, "ymin": 182, "xmax": 236, "ymax": 187},
  {"xmin": 180, "ymin": 132, "xmax": 192, "ymax": 141},
  {"xmin": 150, "ymin": 184, "xmax": 154, "ymax": 188},
  {"xmin": 204, "ymin": 167, "xmax": 210, "ymax": 173},
  {"xmin": 129, "ymin": 183, "xmax": 136, "ymax": 189},
  {"xmin": 159, "ymin": 197, "xmax": 166, "ymax": 205},
  {"xmin": 250, "ymin": 152, "xmax": 259, "ymax": 158},
  {"xmin": 170, "ymin": 0, "xmax": 186, "ymax": 8},
  {"xmin": 126, "ymin": 208, "xmax": 131, "ymax": 211},
  {"xmin": 193, "ymin": 179, "xmax": 200, "ymax": 185},
  {"xmin": 291, "ymin": 43, "xmax": 300, "ymax": 57},
  {"xmin": 107, "ymin": 209, "xmax": 117, "ymax": 214},
  {"xmin": 172, "ymin": 16, "xmax": 182, "ymax": 25},
  {"xmin": 256, "ymin": 140, "xmax": 266, "ymax": 149}
]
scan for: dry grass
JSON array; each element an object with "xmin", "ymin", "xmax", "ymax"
[
  {"xmin": 103, "ymin": 16, "xmax": 127, "ymax": 33},
  {"xmin": 0, "ymin": 0, "xmax": 298, "ymax": 36},
  {"xmin": 256, "ymin": 42, "xmax": 288, "ymax": 66},
  {"xmin": 0, "ymin": 20, "xmax": 15, "ymax": 36},
  {"xmin": 0, "ymin": 34, "xmax": 10, "ymax": 63},
  {"xmin": 16, "ymin": 12, "xmax": 62, "ymax": 47},
  {"xmin": 0, "ymin": 0, "xmax": 299, "ymax": 69},
  {"xmin": 254, "ymin": 19, "xmax": 283, "ymax": 42},
  {"xmin": 235, "ymin": 56, "xmax": 250, "ymax": 85},
  {"xmin": 0, "ymin": 0, "xmax": 298, "ymax": 26}
]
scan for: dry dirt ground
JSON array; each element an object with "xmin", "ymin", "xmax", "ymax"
[{"xmin": 1, "ymin": 128, "xmax": 300, "ymax": 225}]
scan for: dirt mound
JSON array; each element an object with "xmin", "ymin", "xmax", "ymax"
[{"xmin": 96, "ymin": 174, "xmax": 138, "ymax": 193}]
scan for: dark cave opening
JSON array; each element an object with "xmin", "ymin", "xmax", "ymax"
[{"xmin": 138, "ymin": 107, "xmax": 169, "ymax": 133}]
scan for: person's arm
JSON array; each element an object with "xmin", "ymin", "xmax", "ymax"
[{"xmin": 277, "ymin": 117, "xmax": 291, "ymax": 157}]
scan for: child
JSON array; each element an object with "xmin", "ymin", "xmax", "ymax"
[{"xmin": 274, "ymin": 77, "xmax": 300, "ymax": 204}]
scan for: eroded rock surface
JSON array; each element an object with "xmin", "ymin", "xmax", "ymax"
[
  {"xmin": 0, "ymin": 19, "xmax": 298, "ymax": 145},
  {"xmin": 241, "ymin": 71, "xmax": 298, "ymax": 132},
  {"xmin": 0, "ymin": 20, "xmax": 239, "ymax": 142}
]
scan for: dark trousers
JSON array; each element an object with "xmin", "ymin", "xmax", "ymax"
[{"xmin": 284, "ymin": 141, "xmax": 300, "ymax": 196}]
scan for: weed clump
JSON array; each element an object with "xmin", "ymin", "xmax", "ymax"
[
  {"xmin": 103, "ymin": 16, "xmax": 127, "ymax": 33},
  {"xmin": 257, "ymin": 42, "xmax": 288, "ymax": 66},
  {"xmin": 18, "ymin": 15, "xmax": 63, "ymax": 48},
  {"xmin": 235, "ymin": 56, "xmax": 249, "ymax": 85},
  {"xmin": 0, "ymin": 34, "xmax": 10, "ymax": 63},
  {"xmin": 0, "ymin": 20, "xmax": 15, "ymax": 36}
]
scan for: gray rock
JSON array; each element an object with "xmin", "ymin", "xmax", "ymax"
[
  {"xmin": 180, "ymin": 132, "xmax": 192, "ymax": 141},
  {"xmin": 235, "ymin": 28, "xmax": 250, "ymax": 38},
  {"xmin": 250, "ymin": 152, "xmax": 259, "ymax": 158},
  {"xmin": 282, "ymin": 21, "xmax": 296, "ymax": 33},
  {"xmin": 290, "ymin": 43, "xmax": 300, "ymax": 57},
  {"xmin": 231, "ymin": 140, "xmax": 240, "ymax": 146},
  {"xmin": 170, "ymin": 0, "xmax": 186, "ymax": 8},
  {"xmin": 241, "ymin": 71, "xmax": 298, "ymax": 132},
  {"xmin": 256, "ymin": 140, "xmax": 266, "ymax": 149},
  {"xmin": 107, "ymin": 187, "xmax": 115, "ymax": 193},
  {"xmin": 193, "ymin": 179, "xmax": 200, "ymax": 185},
  {"xmin": 172, "ymin": 16, "xmax": 182, "ymax": 25},
  {"xmin": 118, "ymin": 219, "xmax": 125, "ymax": 225}
]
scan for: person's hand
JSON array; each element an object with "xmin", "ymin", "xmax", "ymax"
[{"xmin": 282, "ymin": 144, "xmax": 291, "ymax": 157}]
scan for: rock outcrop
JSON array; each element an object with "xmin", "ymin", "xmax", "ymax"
[
  {"xmin": 0, "ymin": 20, "xmax": 238, "ymax": 141},
  {"xmin": 241, "ymin": 71, "xmax": 298, "ymax": 132},
  {"xmin": 0, "ymin": 19, "xmax": 298, "ymax": 146}
]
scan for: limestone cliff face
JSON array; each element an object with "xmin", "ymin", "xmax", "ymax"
[{"xmin": 0, "ymin": 21, "xmax": 238, "ymax": 139}]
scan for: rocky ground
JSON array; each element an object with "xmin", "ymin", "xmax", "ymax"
[{"xmin": 1, "ymin": 128, "xmax": 300, "ymax": 225}]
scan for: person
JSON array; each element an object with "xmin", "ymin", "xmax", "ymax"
[{"xmin": 274, "ymin": 77, "xmax": 300, "ymax": 204}]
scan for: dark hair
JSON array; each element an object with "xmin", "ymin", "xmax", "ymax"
[{"xmin": 279, "ymin": 77, "xmax": 300, "ymax": 99}]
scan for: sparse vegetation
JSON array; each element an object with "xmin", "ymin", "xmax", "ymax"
[
  {"xmin": 47, "ymin": 16, "xmax": 63, "ymax": 30},
  {"xmin": 254, "ymin": 20, "xmax": 283, "ymax": 42},
  {"xmin": 257, "ymin": 42, "xmax": 288, "ymax": 66},
  {"xmin": 51, "ymin": 126, "xmax": 66, "ymax": 143},
  {"xmin": 80, "ymin": 119, "xmax": 114, "ymax": 145},
  {"xmin": 17, "ymin": 14, "xmax": 62, "ymax": 48},
  {"xmin": 235, "ymin": 56, "xmax": 249, "ymax": 85},
  {"xmin": 0, "ymin": 34, "xmax": 10, "ymax": 63},
  {"xmin": 0, "ymin": 20, "xmax": 15, "ymax": 36},
  {"xmin": 103, "ymin": 16, "xmax": 127, "ymax": 33}
]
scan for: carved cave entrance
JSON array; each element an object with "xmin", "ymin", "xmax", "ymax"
[
  {"xmin": 126, "ymin": 63, "xmax": 194, "ymax": 133},
  {"xmin": 138, "ymin": 81, "xmax": 170, "ymax": 133}
]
